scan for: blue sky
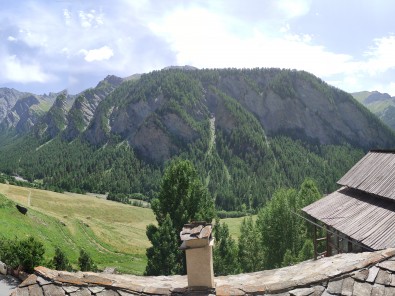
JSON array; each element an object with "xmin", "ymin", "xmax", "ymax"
[{"xmin": 0, "ymin": 0, "xmax": 395, "ymax": 96}]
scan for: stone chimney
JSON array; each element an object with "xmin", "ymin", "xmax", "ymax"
[{"xmin": 179, "ymin": 221, "xmax": 214, "ymax": 289}]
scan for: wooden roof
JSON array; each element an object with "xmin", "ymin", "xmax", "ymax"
[
  {"xmin": 303, "ymin": 187, "xmax": 395, "ymax": 250},
  {"xmin": 338, "ymin": 150, "xmax": 395, "ymax": 201}
]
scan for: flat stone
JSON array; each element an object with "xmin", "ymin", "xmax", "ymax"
[
  {"xmin": 89, "ymin": 286, "xmax": 106, "ymax": 293},
  {"xmin": 353, "ymin": 281, "xmax": 372, "ymax": 296},
  {"xmin": 240, "ymin": 284, "xmax": 266, "ymax": 294},
  {"xmin": 62, "ymin": 285, "xmax": 80, "ymax": 293},
  {"xmin": 118, "ymin": 290, "xmax": 139, "ymax": 296},
  {"xmin": 35, "ymin": 266, "xmax": 59, "ymax": 279},
  {"xmin": 378, "ymin": 261, "xmax": 395, "ymax": 272},
  {"xmin": 371, "ymin": 284, "xmax": 386, "ymax": 296},
  {"xmin": 83, "ymin": 274, "xmax": 113, "ymax": 286},
  {"xmin": 70, "ymin": 287, "xmax": 94, "ymax": 296},
  {"xmin": 55, "ymin": 274, "xmax": 85, "ymax": 285},
  {"xmin": 289, "ymin": 287, "xmax": 314, "ymax": 296},
  {"xmin": 42, "ymin": 284, "xmax": 66, "ymax": 296},
  {"xmin": 326, "ymin": 278, "xmax": 343, "ymax": 294},
  {"xmin": 112, "ymin": 282, "xmax": 144, "ymax": 293},
  {"xmin": 37, "ymin": 276, "xmax": 52, "ymax": 286},
  {"xmin": 143, "ymin": 286, "xmax": 171, "ymax": 295},
  {"xmin": 375, "ymin": 270, "xmax": 391, "ymax": 285},
  {"xmin": 171, "ymin": 287, "xmax": 187, "ymax": 294},
  {"xmin": 28, "ymin": 284, "xmax": 44, "ymax": 296},
  {"xmin": 391, "ymin": 274, "xmax": 395, "ymax": 287},
  {"xmin": 366, "ymin": 266, "xmax": 380, "ymax": 283},
  {"xmin": 353, "ymin": 269, "xmax": 369, "ymax": 281},
  {"xmin": 20, "ymin": 274, "xmax": 38, "ymax": 287},
  {"xmin": 216, "ymin": 285, "xmax": 245, "ymax": 296},
  {"xmin": 385, "ymin": 286, "xmax": 395, "ymax": 296},
  {"xmin": 15, "ymin": 287, "xmax": 29, "ymax": 296},
  {"xmin": 341, "ymin": 277, "xmax": 355, "ymax": 296},
  {"xmin": 311, "ymin": 285, "xmax": 325, "ymax": 296},
  {"xmin": 380, "ymin": 248, "xmax": 395, "ymax": 258},
  {"xmin": 96, "ymin": 289, "xmax": 121, "ymax": 296}
]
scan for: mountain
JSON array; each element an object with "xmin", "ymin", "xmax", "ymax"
[
  {"xmin": 0, "ymin": 68, "xmax": 394, "ymax": 212},
  {"xmin": 352, "ymin": 90, "xmax": 395, "ymax": 130},
  {"xmin": 0, "ymin": 88, "xmax": 71, "ymax": 134}
]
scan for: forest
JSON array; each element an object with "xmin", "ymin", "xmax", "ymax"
[{"xmin": 0, "ymin": 67, "xmax": 389, "ymax": 213}]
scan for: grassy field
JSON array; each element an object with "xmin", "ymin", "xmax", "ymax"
[{"xmin": 0, "ymin": 183, "xmax": 248, "ymax": 274}]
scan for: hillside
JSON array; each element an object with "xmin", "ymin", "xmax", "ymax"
[
  {"xmin": 0, "ymin": 183, "xmax": 153, "ymax": 274},
  {"xmin": 352, "ymin": 90, "xmax": 395, "ymax": 130},
  {"xmin": 0, "ymin": 183, "xmax": 245, "ymax": 274},
  {"xmin": 1, "ymin": 68, "xmax": 394, "ymax": 212}
]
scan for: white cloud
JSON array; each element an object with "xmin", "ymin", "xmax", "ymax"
[
  {"xmin": 80, "ymin": 46, "xmax": 114, "ymax": 62},
  {"xmin": 363, "ymin": 35, "xmax": 395, "ymax": 74},
  {"xmin": 78, "ymin": 9, "xmax": 104, "ymax": 28},
  {"xmin": 1, "ymin": 55, "xmax": 52, "ymax": 83},
  {"xmin": 63, "ymin": 8, "xmax": 72, "ymax": 26},
  {"xmin": 276, "ymin": 0, "xmax": 312, "ymax": 18},
  {"xmin": 7, "ymin": 36, "xmax": 17, "ymax": 42}
]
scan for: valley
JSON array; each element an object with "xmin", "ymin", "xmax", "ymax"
[{"xmin": 0, "ymin": 183, "xmax": 244, "ymax": 274}]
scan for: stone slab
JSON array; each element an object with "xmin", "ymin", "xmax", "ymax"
[
  {"xmin": 216, "ymin": 285, "xmax": 245, "ymax": 296},
  {"xmin": 366, "ymin": 266, "xmax": 380, "ymax": 283},
  {"xmin": 288, "ymin": 287, "xmax": 314, "ymax": 296},
  {"xmin": 371, "ymin": 284, "xmax": 386, "ymax": 296},
  {"xmin": 341, "ymin": 277, "xmax": 355, "ymax": 296},
  {"xmin": 20, "ymin": 274, "xmax": 38, "ymax": 287},
  {"xmin": 42, "ymin": 284, "xmax": 65, "ymax": 296},
  {"xmin": 376, "ymin": 270, "xmax": 391, "ymax": 285},
  {"xmin": 326, "ymin": 278, "xmax": 343, "ymax": 294},
  {"xmin": 353, "ymin": 281, "xmax": 372, "ymax": 295},
  {"xmin": 70, "ymin": 287, "xmax": 95, "ymax": 296},
  {"xmin": 28, "ymin": 284, "xmax": 44, "ymax": 296}
]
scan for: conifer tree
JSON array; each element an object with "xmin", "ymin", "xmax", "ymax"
[{"xmin": 145, "ymin": 159, "xmax": 215, "ymax": 275}]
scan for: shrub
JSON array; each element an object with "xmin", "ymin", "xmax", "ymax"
[{"xmin": 78, "ymin": 249, "xmax": 97, "ymax": 272}]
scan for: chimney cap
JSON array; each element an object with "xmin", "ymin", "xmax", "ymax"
[{"xmin": 180, "ymin": 221, "xmax": 212, "ymax": 241}]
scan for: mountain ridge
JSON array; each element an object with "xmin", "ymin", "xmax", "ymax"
[{"xmin": 0, "ymin": 68, "xmax": 393, "ymax": 211}]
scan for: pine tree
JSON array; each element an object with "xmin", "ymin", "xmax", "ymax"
[
  {"xmin": 213, "ymin": 220, "xmax": 239, "ymax": 275},
  {"xmin": 52, "ymin": 247, "xmax": 72, "ymax": 271},
  {"xmin": 78, "ymin": 249, "xmax": 97, "ymax": 272},
  {"xmin": 145, "ymin": 159, "xmax": 215, "ymax": 275},
  {"xmin": 238, "ymin": 216, "xmax": 263, "ymax": 272},
  {"xmin": 145, "ymin": 214, "xmax": 181, "ymax": 275}
]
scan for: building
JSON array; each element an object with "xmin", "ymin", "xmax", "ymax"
[{"xmin": 303, "ymin": 150, "xmax": 395, "ymax": 257}]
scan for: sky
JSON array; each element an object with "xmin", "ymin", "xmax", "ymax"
[{"xmin": 0, "ymin": 0, "xmax": 395, "ymax": 96}]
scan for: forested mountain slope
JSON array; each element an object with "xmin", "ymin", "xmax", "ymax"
[{"xmin": 0, "ymin": 68, "xmax": 394, "ymax": 212}]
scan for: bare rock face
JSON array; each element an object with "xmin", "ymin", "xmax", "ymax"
[{"xmin": 1, "ymin": 95, "xmax": 40, "ymax": 133}]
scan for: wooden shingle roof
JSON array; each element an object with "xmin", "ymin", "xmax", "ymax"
[
  {"xmin": 303, "ymin": 187, "xmax": 395, "ymax": 250},
  {"xmin": 338, "ymin": 150, "xmax": 395, "ymax": 200}
]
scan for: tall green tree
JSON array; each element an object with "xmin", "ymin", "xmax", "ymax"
[
  {"xmin": 213, "ymin": 220, "xmax": 239, "ymax": 275},
  {"xmin": 145, "ymin": 214, "xmax": 181, "ymax": 275},
  {"xmin": 255, "ymin": 178, "xmax": 321, "ymax": 270},
  {"xmin": 238, "ymin": 216, "xmax": 263, "ymax": 272},
  {"xmin": 145, "ymin": 159, "xmax": 215, "ymax": 275},
  {"xmin": 78, "ymin": 249, "xmax": 97, "ymax": 272},
  {"xmin": 51, "ymin": 247, "xmax": 72, "ymax": 271}
]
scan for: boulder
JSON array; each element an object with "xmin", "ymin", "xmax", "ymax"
[{"xmin": 0, "ymin": 261, "xmax": 7, "ymax": 275}]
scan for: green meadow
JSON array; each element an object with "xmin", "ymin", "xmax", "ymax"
[{"xmin": 0, "ymin": 183, "xmax": 246, "ymax": 274}]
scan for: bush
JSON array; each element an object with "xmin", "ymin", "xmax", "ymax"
[
  {"xmin": 78, "ymin": 249, "xmax": 97, "ymax": 272},
  {"xmin": 0, "ymin": 236, "xmax": 45, "ymax": 273},
  {"xmin": 51, "ymin": 247, "xmax": 72, "ymax": 271}
]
